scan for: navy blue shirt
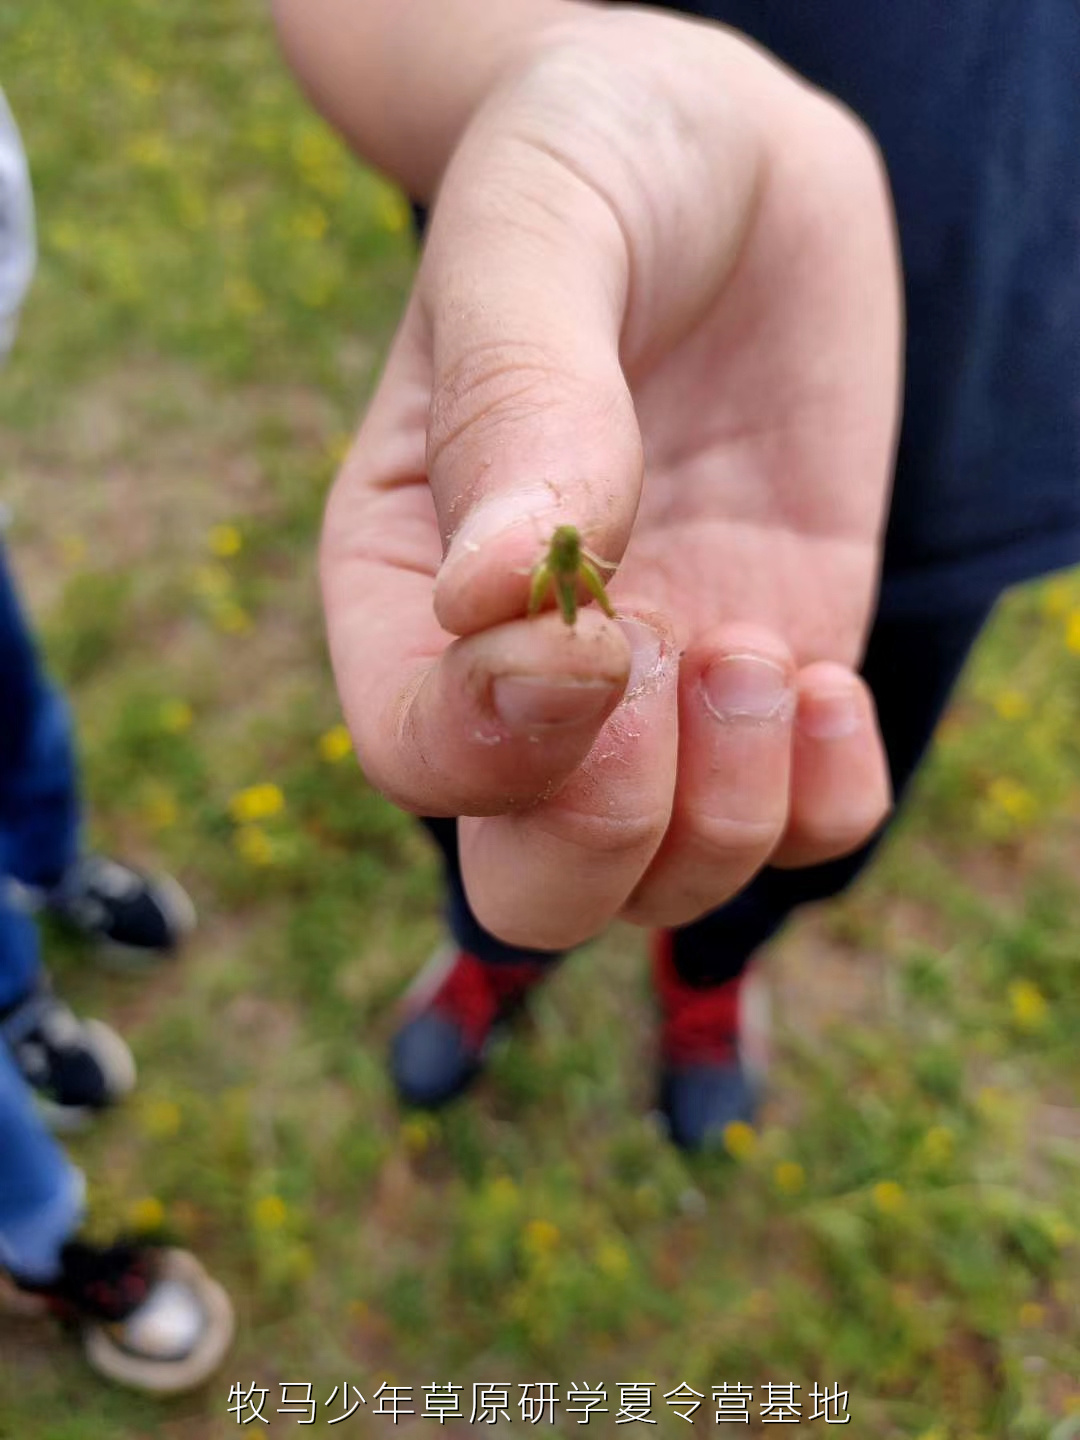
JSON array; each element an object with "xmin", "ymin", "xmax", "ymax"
[{"xmin": 661, "ymin": 0, "xmax": 1080, "ymax": 612}]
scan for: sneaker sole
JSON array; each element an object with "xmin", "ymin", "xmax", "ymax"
[{"xmin": 82, "ymin": 1250, "xmax": 235, "ymax": 1395}]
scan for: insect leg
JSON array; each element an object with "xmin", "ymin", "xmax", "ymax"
[{"xmin": 580, "ymin": 560, "xmax": 616, "ymax": 618}]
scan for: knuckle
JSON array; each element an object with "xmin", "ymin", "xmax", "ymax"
[
  {"xmin": 543, "ymin": 804, "xmax": 669, "ymax": 863},
  {"xmin": 427, "ymin": 341, "xmax": 565, "ymax": 477},
  {"xmin": 790, "ymin": 802, "xmax": 887, "ymax": 860},
  {"xmin": 689, "ymin": 811, "xmax": 786, "ymax": 861}
]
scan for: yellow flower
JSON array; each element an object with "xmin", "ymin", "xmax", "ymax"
[
  {"xmin": 211, "ymin": 600, "xmax": 253, "ymax": 635},
  {"xmin": 987, "ymin": 777, "xmax": 1037, "ymax": 825},
  {"xmin": 774, "ymin": 1161, "xmax": 805, "ymax": 1196},
  {"xmin": 921, "ymin": 1125, "xmax": 955, "ymax": 1165},
  {"xmin": 159, "ymin": 699, "xmax": 193, "ymax": 734},
  {"xmin": 229, "ymin": 783, "xmax": 285, "ymax": 823},
  {"xmin": 1008, "ymin": 978, "xmax": 1049, "ymax": 1032},
  {"xmin": 128, "ymin": 1196, "xmax": 166, "ymax": 1232},
  {"xmin": 993, "ymin": 689, "xmax": 1030, "ymax": 721},
  {"xmin": 208, "ymin": 523, "xmax": 243, "ymax": 558},
  {"xmin": 253, "ymin": 1194, "xmax": 288, "ymax": 1232},
  {"xmin": 523, "ymin": 1219, "xmax": 561, "ymax": 1257},
  {"xmin": 140, "ymin": 1098, "xmax": 182, "ymax": 1139},
  {"xmin": 1065, "ymin": 1393, "xmax": 1080, "ymax": 1415},
  {"xmin": 234, "ymin": 825, "xmax": 275, "ymax": 867},
  {"xmin": 873, "ymin": 1180, "xmax": 906, "ymax": 1216},
  {"xmin": 1018, "ymin": 1301, "xmax": 1045, "ymax": 1329},
  {"xmin": 319, "ymin": 724, "xmax": 353, "ymax": 763},
  {"xmin": 722, "ymin": 1120, "xmax": 759, "ymax": 1161},
  {"xmin": 1066, "ymin": 609, "xmax": 1080, "ymax": 655},
  {"xmin": 596, "ymin": 1241, "xmax": 630, "ymax": 1279}
]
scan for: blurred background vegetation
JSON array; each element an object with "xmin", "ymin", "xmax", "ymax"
[{"xmin": 0, "ymin": 1, "xmax": 1078, "ymax": 1436}]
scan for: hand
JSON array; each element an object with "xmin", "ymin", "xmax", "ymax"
[{"xmin": 321, "ymin": 7, "xmax": 902, "ymax": 949}]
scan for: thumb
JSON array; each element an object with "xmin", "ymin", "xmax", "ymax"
[{"xmin": 421, "ymin": 116, "xmax": 643, "ymax": 637}]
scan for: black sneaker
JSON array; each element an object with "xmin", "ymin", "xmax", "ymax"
[
  {"xmin": 0, "ymin": 985, "xmax": 137, "ymax": 1129},
  {"xmin": 12, "ymin": 1241, "xmax": 235, "ymax": 1394},
  {"xmin": 43, "ymin": 855, "xmax": 196, "ymax": 958}
]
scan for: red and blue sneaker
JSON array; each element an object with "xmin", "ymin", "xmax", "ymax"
[
  {"xmin": 390, "ymin": 945, "xmax": 551, "ymax": 1108},
  {"xmin": 653, "ymin": 931, "xmax": 770, "ymax": 1152}
]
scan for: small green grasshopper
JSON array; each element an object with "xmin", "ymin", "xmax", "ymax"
[{"xmin": 527, "ymin": 524, "xmax": 616, "ymax": 626}]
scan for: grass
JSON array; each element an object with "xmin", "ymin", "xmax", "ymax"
[{"xmin": 1, "ymin": 2, "xmax": 1079, "ymax": 1436}]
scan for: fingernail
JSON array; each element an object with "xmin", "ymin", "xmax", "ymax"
[
  {"xmin": 702, "ymin": 654, "xmax": 792, "ymax": 722},
  {"xmin": 799, "ymin": 685, "xmax": 861, "ymax": 739},
  {"xmin": 445, "ymin": 490, "xmax": 559, "ymax": 563},
  {"xmin": 492, "ymin": 675, "xmax": 616, "ymax": 731},
  {"xmin": 618, "ymin": 619, "xmax": 664, "ymax": 697}
]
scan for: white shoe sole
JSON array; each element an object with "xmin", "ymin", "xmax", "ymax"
[{"xmin": 82, "ymin": 1250, "xmax": 235, "ymax": 1395}]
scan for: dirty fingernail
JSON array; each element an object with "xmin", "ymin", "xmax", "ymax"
[{"xmin": 492, "ymin": 675, "xmax": 617, "ymax": 731}]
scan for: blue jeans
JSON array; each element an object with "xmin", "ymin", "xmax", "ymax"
[
  {"xmin": 0, "ymin": 1040, "xmax": 83, "ymax": 1282},
  {"xmin": 0, "ymin": 544, "xmax": 81, "ymax": 1010}
]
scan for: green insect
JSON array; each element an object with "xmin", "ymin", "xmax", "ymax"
[{"xmin": 527, "ymin": 524, "xmax": 616, "ymax": 626}]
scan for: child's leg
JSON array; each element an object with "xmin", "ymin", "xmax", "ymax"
[
  {"xmin": 0, "ymin": 1039, "xmax": 84, "ymax": 1284},
  {"xmin": 0, "ymin": 885, "xmax": 40, "ymax": 1014},
  {"xmin": 0, "ymin": 545, "xmax": 81, "ymax": 895},
  {"xmin": 390, "ymin": 818, "xmax": 566, "ymax": 1106}
]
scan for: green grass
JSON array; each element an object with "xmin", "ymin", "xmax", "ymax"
[{"xmin": 1, "ymin": 2, "xmax": 1079, "ymax": 1437}]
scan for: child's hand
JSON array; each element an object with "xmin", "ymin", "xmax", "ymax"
[{"xmin": 317, "ymin": 7, "xmax": 901, "ymax": 948}]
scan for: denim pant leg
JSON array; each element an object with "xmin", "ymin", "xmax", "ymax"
[
  {"xmin": 670, "ymin": 599, "xmax": 996, "ymax": 985},
  {"xmin": 420, "ymin": 599, "xmax": 995, "ymax": 978},
  {"xmin": 0, "ymin": 882, "xmax": 40, "ymax": 1013},
  {"xmin": 0, "ymin": 1040, "xmax": 84, "ymax": 1283},
  {"xmin": 0, "ymin": 545, "xmax": 82, "ymax": 894}
]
